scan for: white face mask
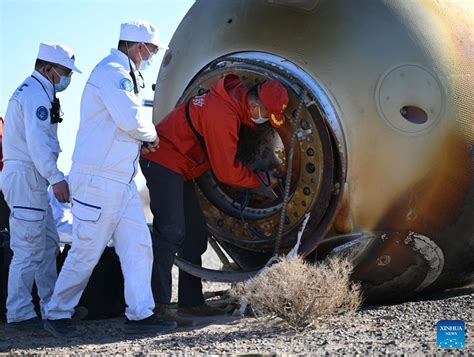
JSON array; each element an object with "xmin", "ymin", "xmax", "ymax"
[
  {"xmin": 138, "ymin": 44, "xmax": 155, "ymax": 71},
  {"xmin": 52, "ymin": 67, "xmax": 71, "ymax": 92},
  {"xmin": 251, "ymin": 105, "xmax": 269, "ymax": 124}
]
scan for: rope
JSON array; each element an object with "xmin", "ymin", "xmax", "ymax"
[{"xmin": 273, "ymin": 89, "xmax": 308, "ymax": 255}]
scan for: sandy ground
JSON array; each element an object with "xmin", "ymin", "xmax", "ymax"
[{"xmin": 0, "ymin": 248, "xmax": 472, "ymax": 355}]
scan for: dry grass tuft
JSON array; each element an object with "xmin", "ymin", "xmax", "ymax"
[{"xmin": 232, "ymin": 256, "xmax": 362, "ymax": 329}]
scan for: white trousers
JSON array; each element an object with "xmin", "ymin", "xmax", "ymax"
[
  {"xmin": 46, "ymin": 172, "xmax": 155, "ymax": 320},
  {"xmin": 2, "ymin": 161, "xmax": 60, "ymax": 323}
]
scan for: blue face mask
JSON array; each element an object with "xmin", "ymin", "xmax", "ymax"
[
  {"xmin": 139, "ymin": 44, "xmax": 156, "ymax": 71},
  {"xmin": 52, "ymin": 68, "xmax": 71, "ymax": 92}
]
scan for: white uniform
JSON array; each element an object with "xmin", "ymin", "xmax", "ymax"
[
  {"xmin": 46, "ymin": 49, "xmax": 157, "ymax": 321},
  {"xmin": 48, "ymin": 180, "xmax": 115, "ymax": 247},
  {"xmin": 2, "ymin": 71, "xmax": 62, "ymax": 323}
]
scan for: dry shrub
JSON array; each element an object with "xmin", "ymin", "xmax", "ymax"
[{"xmin": 232, "ymin": 256, "xmax": 362, "ymax": 329}]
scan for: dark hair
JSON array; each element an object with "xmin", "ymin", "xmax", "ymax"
[
  {"xmin": 117, "ymin": 40, "xmax": 139, "ymax": 53},
  {"xmin": 34, "ymin": 58, "xmax": 53, "ymax": 71}
]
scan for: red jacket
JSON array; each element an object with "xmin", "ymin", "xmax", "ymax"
[{"xmin": 143, "ymin": 74, "xmax": 261, "ymax": 188}]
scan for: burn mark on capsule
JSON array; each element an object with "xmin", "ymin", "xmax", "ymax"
[{"xmin": 376, "ymin": 255, "xmax": 391, "ymax": 266}]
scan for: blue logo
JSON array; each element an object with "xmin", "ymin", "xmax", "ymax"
[
  {"xmin": 36, "ymin": 106, "xmax": 49, "ymax": 121},
  {"xmin": 120, "ymin": 78, "xmax": 133, "ymax": 92},
  {"xmin": 437, "ymin": 320, "xmax": 465, "ymax": 348}
]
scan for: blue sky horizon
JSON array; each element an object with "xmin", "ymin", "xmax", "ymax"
[{"xmin": 0, "ymin": 0, "xmax": 194, "ymax": 188}]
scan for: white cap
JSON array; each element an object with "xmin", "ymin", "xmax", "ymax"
[
  {"xmin": 37, "ymin": 43, "xmax": 82, "ymax": 73},
  {"xmin": 119, "ymin": 19, "xmax": 169, "ymax": 50}
]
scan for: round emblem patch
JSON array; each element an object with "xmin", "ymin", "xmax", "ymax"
[
  {"xmin": 120, "ymin": 78, "xmax": 133, "ymax": 92},
  {"xmin": 36, "ymin": 106, "xmax": 48, "ymax": 121}
]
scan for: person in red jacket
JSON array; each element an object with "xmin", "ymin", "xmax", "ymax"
[{"xmin": 140, "ymin": 74, "xmax": 289, "ymax": 321}]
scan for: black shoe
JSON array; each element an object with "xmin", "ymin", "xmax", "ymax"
[
  {"xmin": 72, "ymin": 306, "xmax": 88, "ymax": 321},
  {"xmin": 43, "ymin": 319, "xmax": 78, "ymax": 338},
  {"xmin": 122, "ymin": 313, "xmax": 177, "ymax": 334},
  {"xmin": 6, "ymin": 317, "xmax": 43, "ymax": 331}
]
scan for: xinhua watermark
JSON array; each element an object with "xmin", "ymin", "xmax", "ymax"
[{"xmin": 437, "ymin": 320, "xmax": 465, "ymax": 348}]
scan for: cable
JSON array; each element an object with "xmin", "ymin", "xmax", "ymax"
[{"xmin": 273, "ymin": 89, "xmax": 308, "ymax": 255}]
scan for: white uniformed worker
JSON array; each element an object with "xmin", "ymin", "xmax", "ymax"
[
  {"xmin": 44, "ymin": 20, "xmax": 177, "ymax": 337},
  {"xmin": 2, "ymin": 43, "xmax": 81, "ymax": 330}
]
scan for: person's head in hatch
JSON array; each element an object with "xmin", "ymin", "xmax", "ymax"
[{"xmin": 247, "ymin": 79, "xmax": 289, "ymax": 128}]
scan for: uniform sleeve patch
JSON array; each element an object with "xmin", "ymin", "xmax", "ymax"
[
  {"xmin": 36, "ymin": 106, "xmax": 49, "ymax": 121},
  {"xmin": 120, "ymin": 78, "xmax": 133, "ymax": 92}
]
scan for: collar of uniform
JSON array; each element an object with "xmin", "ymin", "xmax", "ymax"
[
  {"xmin": 110, "ymin": 48, "xmax": 136, "ymax": 70},
  {"xmin": 32, "ymin": 70, "xmax": 54, "ymax": 96}
]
